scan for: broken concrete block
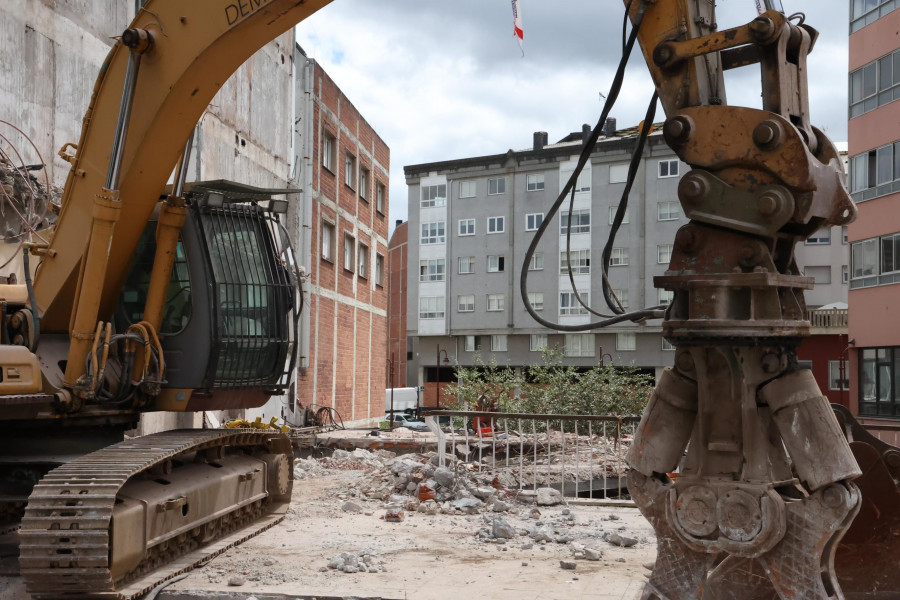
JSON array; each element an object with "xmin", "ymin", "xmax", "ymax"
[
  {"xmin": 492, "ymin": 499, "xmax": 511, "ymax": 512},
  {"xmin": 385, "ymin": 507, "xmax": 405, "ymax": 522},
  {"xmin": 607, "ymin": 532, "xmax": 638, "ymax": 547},
  {"xmin": 585, "ymin": 548, "xmax": 603, "ymax": 561},
  {"xmin": 560, "ymin": 561, "xmax": 577, "ymax": 570},
  {"xmin": 227, "ymin": 576, "xmax": 245, "ymax": 586},
  {"xmin": 451, "ymin": 498, "xmax": 483, "ymax": 513},
  {"xmin": 492, "ymin": 517, "xmax": 516, "ymax": 539},
  {"xmin": 535, "ymin": 487, "xmax": 562, "ymax": 506},
  {"xmin": 342, "ymin": 501, "xmax": 363, "ymax": 513},
  {"xmin": 433, "ymin": 466, "xmax": 455, "ymax": 489}
]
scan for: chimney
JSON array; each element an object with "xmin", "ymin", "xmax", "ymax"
[
  {"xmin": 533, "ymin": 131, "xmax": 548, "ymax": 152},
  {"xmin": 581, "ymin": 123, "xmax": 592, "ymax": 145},
  {"xmin": 603, "ymin": 118, "xmax": 617, "ymax": 137},
  {"xmin": 395, "ymin": 219, "xmax": 403, "ymax": 227}
]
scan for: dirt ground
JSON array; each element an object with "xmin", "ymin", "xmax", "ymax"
[{"xmin": 0, "ymin": 451, "xmax": 657, "ymax": 600}]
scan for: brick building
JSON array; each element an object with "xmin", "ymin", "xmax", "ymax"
[
  {"xmin": 289, "ymin": 45, "xmax": 390, "ymax": 425},
  {"xmin": 387, "ymin": 221, "xmax": 409, "ymax": 388}
]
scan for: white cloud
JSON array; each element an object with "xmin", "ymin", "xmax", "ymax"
[{"xmin": 297, "ymin": 0, "xmax": 850, "ymax": 230}]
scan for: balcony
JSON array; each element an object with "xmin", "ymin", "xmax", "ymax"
[{"xmin": 807, "ymin": 307, "xmax": 849, "ymax": 335}]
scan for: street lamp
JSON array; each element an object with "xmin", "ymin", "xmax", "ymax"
[{"xmin": 436, "ymin": 346, "xmax": 450, "ymax": 409}]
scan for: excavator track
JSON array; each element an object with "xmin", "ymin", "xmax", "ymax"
[{"xmin": 18, "ymin": 428, "xmax": 293, "ymax": 599}]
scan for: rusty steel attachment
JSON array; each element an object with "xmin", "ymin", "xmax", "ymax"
[
  {"xmin": 18, "ymin": 429, "xmax": 293, "ymax": 600},
  {"xmin": 623, "ymin": 1, "xmax": 863, "ymax": 598}
]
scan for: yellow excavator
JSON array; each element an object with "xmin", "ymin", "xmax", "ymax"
[{"xmin": 3, "ymin": 1, "xmax": 899, "ymax": 599}]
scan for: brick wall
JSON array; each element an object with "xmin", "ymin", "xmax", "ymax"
[{"xmin": 296, "ymin": 61, "xmax": 389, "ymax": 424}]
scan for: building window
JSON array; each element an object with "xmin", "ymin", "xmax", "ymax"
[
  {"xmin": 421, "ymin": 221, "xmax": 446, "ymax": 245},
  {"xmin": 612, "ymin": 288, "xmax": 629, "ymax": 309},
  {"xmin": 559, "ymin": 291, "xmax": 589, "ymax": 316},
  {"xmin": 359, "ymin": 166, "xmax": 369, "ymax": 200},
  {"xmin": 829, "ymin": 360, "xmax": 849, "ymax": 391},
  {"xmin": 459, "ymin": 218, "xmax": 475, "ymax": 236},
  {"xmin": 464, "ymin": 335, "xmax": 477, "ymax": 352},
  {"xmin": 458, "ymin": 294, "xmax": 475, "ymax": 312},
  {"xmin": 575, "ymin": 171, "xmax": 591, "ymax": 192},
  {"xmin": 528, "ymin": 292, "xmax": 544, "ymax": 311},
  {"xmin": 421, "ymin": 184, "xmax": 447, "ymax": 207},
  {"xmin": 842, "ymin": 226, "xmax": 849, "ymax": 244},
  {"xmin": 419, "ymin": 258, "xmax": 446, "ymax": 282},
  {"xmin": 459, "ymin": 180, "xmax": 476, "ymax": 198},
  {"xmin": 609, "ymin": 163, "xmax": 629, "ymax": 184},
  {"xmin": 658, "ymin": 159, "xmax": 679, "ymax": 178},
  {"xmin": 560, "ymin": 250, "xmax": 590, "ymax": 274},
  {"xmin": 343, "ymin": 233, "xmax": 355, "ymax": 272},
  {"xmin": 662, "ymin": 338, "xmax": 676, "ymax": 351},
  {"xmin": 419, "ymin": 296, "xmax": 445, "ymax": 319},
  {"xmin": 322, "ymin": 131, "xmax": 336, "ymax": 172},
  {"xmin": 530, "ymin": 334, "xmax": 548, "ymax": 352},
  {"xmin": 859, "ymin": 347, "xmax": 900, "ymax": 417},
  {"xmin": 375, "ymin": 253, "xmax": 384, "ymax": 286},
  {"xmin": 804, "ymin": 266, "xmax": 831, "ymax": 284},
  {"xmin": 491, "ymin": 335, "xmax": 508, "ymax": 352},
  {"xmin": 487, "ymin": 216, "xmax": 505, "ymax": 234},
  {"xmin": 658, "ymin": 244, "xmax": 673, "ymax": 264},
  {"xmin": 658, "ymin": 201, "xmax": 679, "ymax": 221},
  {"xmin": 487, "ymin": 255, "xmax": 505, "ymax": 273},
  {"xmin": 526, "ymin": 213, "xmax": 544, "ymax": 231},
  {"xmin": 852, "ymin": 0, "xmax": 898, "ymax": 32},
  {"xmin": 526, "ymin": 173, "xmax": 545, "ymax": 192},
  {"xmin": 850, "ymin": 51, "xmax": 900, "ymax": 119},
  {"xmin": 658, "ymin": 289, "xmax": 674, "ymax": 304},
  {"xmin": 610, "ymin": 247, "xmax": 629, "ymax": 266},
  {"xmin": 617, "ymin": 332, "xmax": 636, "ymax": 351},
  {"xmin": 376, "ymin": 182, "xmax": 386, "ymax": 214},
  {"xmin": 806, "ymin": 229, "xmax": 831, "ymax": 245},
  {"xmin": 488, "ymin": 177, "xmax": 506, "ymax": 195},
  {"xmin": 843, "ymin": 265, "xmax": 849, "ymax": 284},
  {"xmin": 358, "ymin": 243, "xmax": 368, "ymax": 278},
  {"xmin": 344, "ymin": 153, "xmax": 357, "ymax": 188},
  {"xmin": 528, "ymin": 253, "xmax": 544, "ymax": 271},
  {"xmin": 486, "ymin": 293, "xmax": 505, "ymax": 312},
  {"xmin": 851, "ymin": 233, "xmax": 900, "ymax": 289},
  {"xmin": 458, "ymin": 256, "xmax": 475, "ymax": 274},
  {"xmin": 609, "ymin": 206, "xmax": 629, "ymax": 225},
  {"xmin": 560, "ymin": 209, "xmax": 590, "ymax": 235},
  {"xmin": 565, "ymin": 334, "xmax": 595, "ymax": 357},
  {"xmin": 321, "ymin": 220, "xmax": 335, "ymax": 262}
]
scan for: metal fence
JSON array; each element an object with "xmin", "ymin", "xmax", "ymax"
[{"xmin": 421, "ymin": 410, "xmax": 640, "ymax": 503}]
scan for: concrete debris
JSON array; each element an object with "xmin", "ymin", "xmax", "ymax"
[
  {"xmin": 606, "ymin": 532, "xmax": 639, "ymax": 548},
  {"xmin": 584, "ymin": 548, "xmax": 603, "ymax": 561},
  {"xmin": 226, "ymin": 576, "xmax": 245, "ymax": 586},
  {"xmin": 535, "ymin": 487, "xmax": 562, "ymax": 506},
  {"xmin": 492, "ymin": 517, "xmax": 517, "ymax": 539},
  {"xmin": 560, "ymin": 560, "xmax": 577, "ymax": 570},
  {"xmin": 384, "ymin": 507, "xmax": 405, "ymax": 522},
  {"xmin": 342, "ymin": 501, "xmax": 363, "ymax": 513},
  {"xmin": 327, "ymin": 550, "xmax": 386, "ymax": 574}
]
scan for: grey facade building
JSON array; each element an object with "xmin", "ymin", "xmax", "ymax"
[
  {"xmin": 404, "ymin": 125, "xmax": 687, "ymax": 388},
  {"xmin": 404, "ymin": 127, "xmax": 851, "ymax": 391}
]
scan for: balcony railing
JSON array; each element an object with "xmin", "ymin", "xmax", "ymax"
[{"xmin": 807, "ymin": 308, "xmax": 848, "ymax": 330}]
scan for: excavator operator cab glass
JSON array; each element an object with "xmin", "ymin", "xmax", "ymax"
[
  {"xmin": 117, "ymin": 181, "xmax": 298, "ymax": 394},
  {"xmin": 121, "ymin": 226, "xmax": 193, "ymax": 335}
]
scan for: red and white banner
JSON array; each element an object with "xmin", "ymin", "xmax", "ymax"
[{"xmin": 511, "ymin": 0, "xmax": 524, "ymax": 55}]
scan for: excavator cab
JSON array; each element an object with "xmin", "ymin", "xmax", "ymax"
[{"xmin": 119, "ymin": 180, "xmax": 299, "ymax": 394}]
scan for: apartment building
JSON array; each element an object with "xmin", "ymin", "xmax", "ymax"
[
  {"xmin": 847, "ymin": 1, "xmax": 900, "ymax": 430},
  {"xmin": 402, "ymin": 124, "xmax": 849, "ymax": 403}
]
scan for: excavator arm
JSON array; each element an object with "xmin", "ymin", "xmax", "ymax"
[
  {"xmin": 34, "ymin": 0, "xmax": 334, "ymax": 400},
  {"xmin": 620, "ymin": 2, "xmax": 883, "ymax": 599}
]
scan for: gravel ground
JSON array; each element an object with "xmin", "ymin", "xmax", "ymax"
[{"xmin": 0, "ymin": 448, "xmax": 657, "ymax": 600}]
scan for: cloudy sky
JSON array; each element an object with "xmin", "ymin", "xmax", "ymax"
[{"xmin": 295, "ymin": 1, "xmax": 850, "ymax": 231}]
